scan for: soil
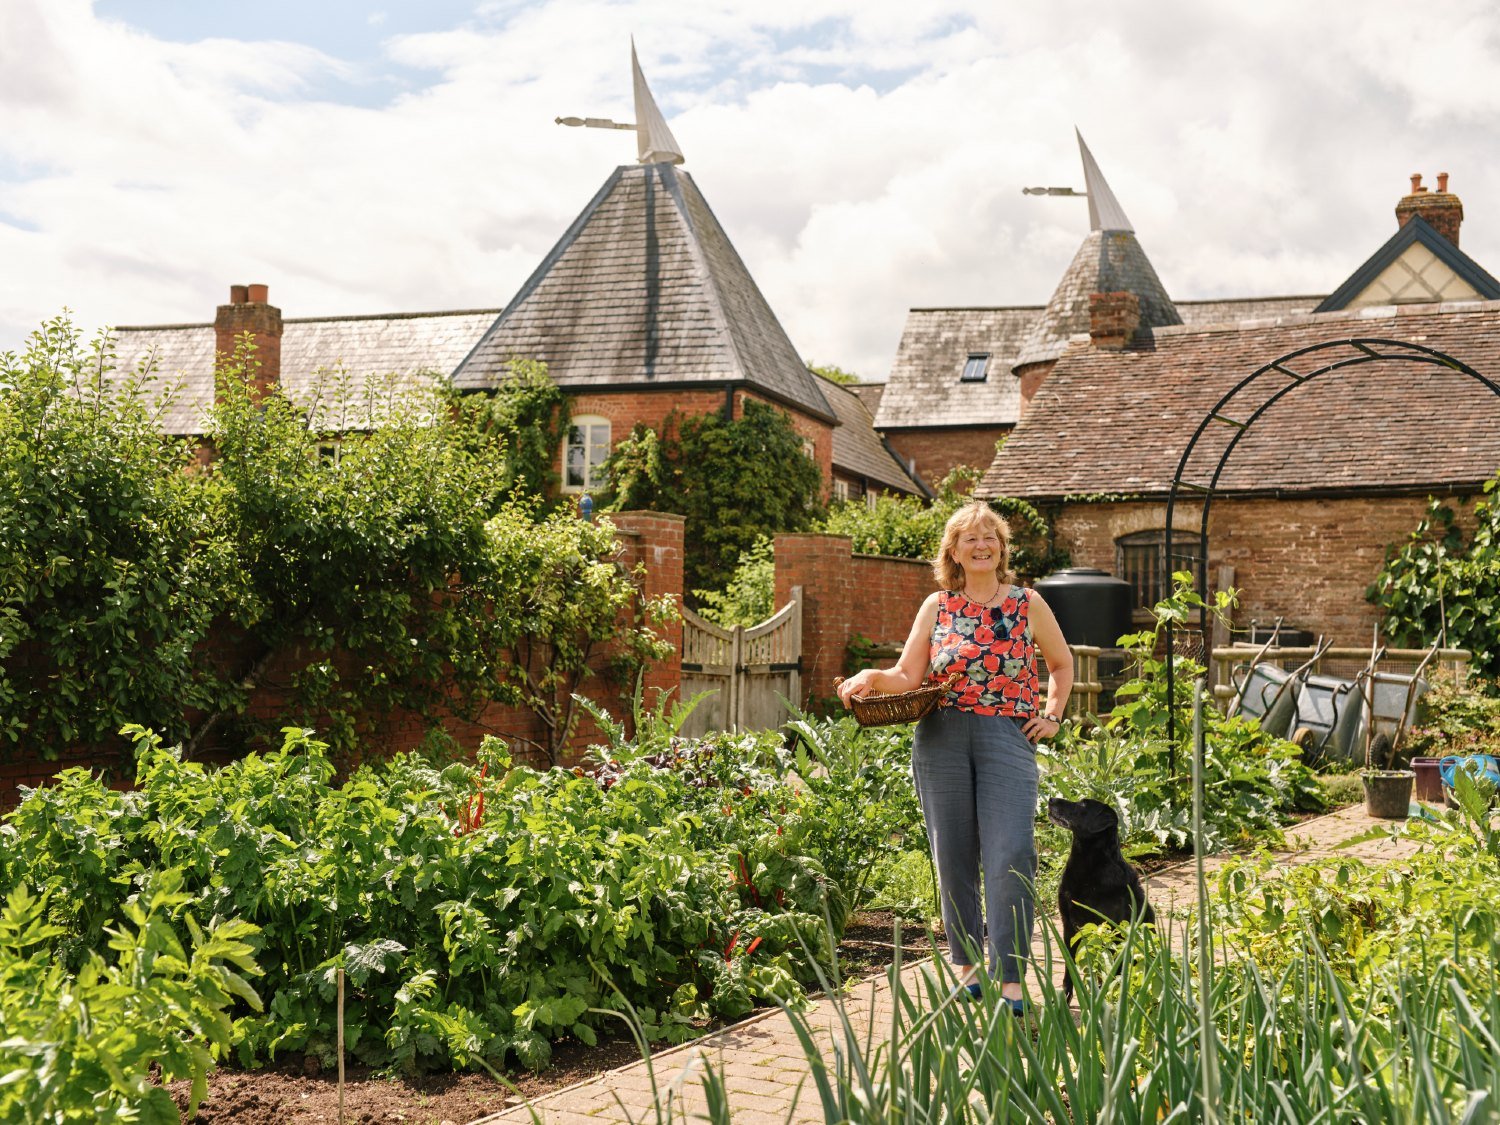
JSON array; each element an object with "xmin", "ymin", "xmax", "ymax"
[{"xmin": 167, "ymin": 910, "xmax": 928, "ymax": 1125}]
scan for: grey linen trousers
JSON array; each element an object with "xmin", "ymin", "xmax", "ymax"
[{"xmin": 911, "ymin": 706, "xmax": 1038, "ymax": 982}]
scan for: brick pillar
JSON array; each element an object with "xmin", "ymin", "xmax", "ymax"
[
  {"xmin": 774, "ymin": 532, "xmax": 854, "ymax": 707},
  {"xmin": 610, "ymin": 511, "xmax": 685, "ymax": 707},
  {"xmin": 214, "ymin": 283, "xmax": 282, "ymax": 402}
]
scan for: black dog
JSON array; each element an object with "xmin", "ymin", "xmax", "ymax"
[{"xmin": 1048, "ymin": 797, "xmax": 1155, "ymax": 1002}]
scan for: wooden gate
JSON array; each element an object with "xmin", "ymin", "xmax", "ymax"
[{"xmin": 679, "ymin": 587, "xmax": 802, "ymax": 737}]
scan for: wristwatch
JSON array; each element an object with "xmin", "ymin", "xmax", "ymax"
[{"xmin": 1041, "ymin": 714, "xmax": 1062, "ymax": 725}]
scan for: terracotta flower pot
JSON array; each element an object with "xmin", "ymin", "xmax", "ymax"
[{"xmin": 1362, "ymin": 769, "xmax": 1415, "ymax": 819}]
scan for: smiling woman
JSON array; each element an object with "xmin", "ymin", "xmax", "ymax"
[{"xmin": 837, "ymin": 500, "xmax": 1073, "ymax": 1009}]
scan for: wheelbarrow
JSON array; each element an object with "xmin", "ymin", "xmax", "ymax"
[
  {"xmin": 1228, "ymin": 634, "xmax": 1333, "ymax": 741},
  {"xmin": 1364, "ymin": 642, "xmax": 1440, "ymax": 768},
  {"xmin": 1291, "ymin": 672, "xmax": 1365, "ymax": 766}
]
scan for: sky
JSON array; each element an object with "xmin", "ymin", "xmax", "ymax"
[{"xmin": 2, "ymin": 0, "xmax": 1499, "ymax": 380}]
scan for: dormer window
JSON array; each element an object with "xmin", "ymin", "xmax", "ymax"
[{"xmin": 960, "ymin": 354, "xmax": 990, "ymax": 382}]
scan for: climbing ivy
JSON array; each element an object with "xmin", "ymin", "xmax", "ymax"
[{"xmin": 598, "ymin": 401, "xmax": 824, "ymax": 597}]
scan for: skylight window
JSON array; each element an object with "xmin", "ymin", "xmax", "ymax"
[{"xmin": 961, "ymin": 354, "xmax": 990, "ymax": 382}]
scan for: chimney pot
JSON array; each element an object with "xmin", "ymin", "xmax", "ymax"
[
  {"xmin": 247, "ymin": 283, "xmax": 269, "ymax": 303},
  {"xmin": 1395, "ymin": 171, "xmax": 1463, "ymax": 246},
  {"xmin": 229, "ymin": 284, "xmax": 249, "ymax": 304}
]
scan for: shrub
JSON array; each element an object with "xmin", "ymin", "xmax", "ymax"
[
  {"xmin": 1368, "ymin": 477, "xmax": 1500, "ymax": 676},
  {"xmin": 0, "ymin": 317, "xmax": 232, "ymax": 751}
]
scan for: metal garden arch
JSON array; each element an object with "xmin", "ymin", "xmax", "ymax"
[{"xmin": 1162, "ymin": 336, "xmax": 1500, "ymax": 772}]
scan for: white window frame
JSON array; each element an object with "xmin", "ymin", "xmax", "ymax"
[
  {"xmin": 832, "ymin": 479, "xmax": 850, "ymax": 504},
  {"xmin": 562, "ymin": 415, "xmax": 611, "ymax": 493}
]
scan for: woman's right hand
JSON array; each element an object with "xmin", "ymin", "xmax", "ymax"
[{"xmin": 837, "ymin": 669, "xmax": 880, "ymax": 708}]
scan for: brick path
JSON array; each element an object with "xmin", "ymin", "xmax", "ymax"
[{"xmin": 472, "ymin": 803, "xmax": 1423, "ymax": 1124}]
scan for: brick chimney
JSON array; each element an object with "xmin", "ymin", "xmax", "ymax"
[
  {"xmin": 214, "ymin": 283, "xmax": 282, "ymax": 403},
  {"xmin": 1395, "ymin": 172, "xmax": 1463, "ymax": 247},
  {"xmin": 1089, "ymin": 291, "xmax": 1140, "ymax": 351}
]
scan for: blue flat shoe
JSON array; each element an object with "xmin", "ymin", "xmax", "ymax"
[
  {"xmin": 1004, "ymin": 996, "xmax": 1029, "ymax": 1016},
  {"xmin": 949, "ymin": 981, "xmax": 984, "ymax": 1002}
]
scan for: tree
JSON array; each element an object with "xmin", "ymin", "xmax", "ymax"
[
  {"xmin": 0, "ymin": 317, "xmax": 231, "ymax": 751},
  {"xmin": 808, "ymin": 363, "xmax": 860, "ymax": 385},
  {"xmin": 597, "ymin": 401, "xmax": 825, "ymax": 597}
]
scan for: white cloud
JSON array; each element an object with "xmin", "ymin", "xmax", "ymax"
[{"xmin": 1, "ymin": 0, "xmax": 1499, "ymax": 382}]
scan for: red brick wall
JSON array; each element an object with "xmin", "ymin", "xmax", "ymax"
[
  {"xmin": 1051, "ymin": 494, "xmax": 1478, "ymax": 644},
  {"xmin": 774, "ymin": 533, "xmax": 935, "ymax": 705},
  {"xmin": 883, "ymin": 425, "xmax": 1010, "ymax": 490},
  {"xmin": 559, "ymin": 387, "xmax": 835, "ymax": 498},
  {"xmin": 3, "ymin": 515, "xmax": 686, "ymax": 807}
]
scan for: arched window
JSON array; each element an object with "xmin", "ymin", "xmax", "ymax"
[
  {"xmin": 1115, "ymin": 529, "xmax": 1205, "ymax": 610},
  {"xmin": 563, "ymin": 415, "xmax": 611, "ymax": 492}
]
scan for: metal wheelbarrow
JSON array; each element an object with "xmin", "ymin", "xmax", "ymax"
[
  {"xmin": 1228, "ymin": 634, "xmax": 1333, "ymax": 742},
  {"xmin": 1291, "ymin": 673, "xmax": 1365, "ymax": 766}
]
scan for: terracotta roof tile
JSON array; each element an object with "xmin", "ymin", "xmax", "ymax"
[{"xmin": 978, "ymin": 300, "xmax": 1500, "ymax": 501}]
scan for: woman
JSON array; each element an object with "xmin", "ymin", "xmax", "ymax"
[{"xmin": 837, "ymin": 501, "xmax": 1072, "ymax": 1011}]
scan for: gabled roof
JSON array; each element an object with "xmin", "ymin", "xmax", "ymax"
[
  {"xmin": 1011, "ymin": 134, "xmax": 1181, "ymax": 373},
  {"xmin": 819, "ymin": 377, "xmax": 927, "ymax": 495},
  {"xmin": 876, "ymin": 307, "xmax": 1037, "ymax": 429},
  {"xmin": 876, "ymin": 296, "xmax": 1322, "ymax": 430},
  {"xmin": 977, "ymin": 300, "xmax": 1500, "ymax": 502},
  {"xmin": 109, "ymin": 309, "xmax": 500, "ymax": 434},
  {"xmin": 452, "ymin": 163, "xmax": 836, "ymax": 423},
  {"xmin": 1315, "ymin": 214, "xmax": 1500, "ymax": 312}
]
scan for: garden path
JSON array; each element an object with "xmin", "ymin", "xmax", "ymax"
[{"xmin": 472, "ymin": 803, "xmax": 1424, "ymax": 1124}]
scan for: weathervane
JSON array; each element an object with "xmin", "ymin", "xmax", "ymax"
[
  {"xmin": 1022, "ymin": 186, "xmax": 1086, "ymax": 197},
  {"xmin": 554, "ymin": 39, "xmax": 685, "ymax": 165}
]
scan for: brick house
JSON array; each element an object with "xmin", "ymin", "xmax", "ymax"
[
  {"xmin": 976, "ymin": 171, "xmax": 1500, "ymax": 644},
  {"xmin": 876, "ymin": 133, "xmax": 1317, "ymax": 488},
  {"xmin": 109, "ymin": 53, "xmax": 920, "ymax": 504}
]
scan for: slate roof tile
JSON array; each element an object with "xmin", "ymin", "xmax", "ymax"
[{"xmin": 452, "ymin": 164, "xmax": 834, "ymax": 422}]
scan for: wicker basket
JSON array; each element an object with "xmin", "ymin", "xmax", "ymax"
[{"xmin": 837, "ymin": 672, "xmax": 962, "ymax": 728}]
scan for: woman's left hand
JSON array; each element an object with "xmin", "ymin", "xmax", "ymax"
[{"xmin": 1022, "ymin": 713, "xmax": 1063, "ymax": 743}]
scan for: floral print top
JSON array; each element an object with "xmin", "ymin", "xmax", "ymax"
[{"xmin": 929, "ymin": 587, "xmax": 1041, "ymax": 716}]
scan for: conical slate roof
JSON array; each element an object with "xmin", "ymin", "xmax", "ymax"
[
  {"xmin": 452, "ymin": 163, "xmax": 834, "ymax": 422},
  {"xmin": 1012, "ymin": 133, "xmax": 1180, "ymax": 372}
]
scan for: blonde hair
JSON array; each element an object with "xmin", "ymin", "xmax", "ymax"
[{"xmin": 933, "ymin": 502, "xmax": 1013, "ymax": 591}]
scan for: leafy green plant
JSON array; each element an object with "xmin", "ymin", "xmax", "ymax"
[
  {"xmin": 693, "ymin": 535, "xmax": 775, "ymax": 627},
  {"xmin": 1043, "ymin": 575, "xmax": 1322, "ymax": 854},
  {"xmin": 1402, "ymin": 672, "xmax": 1500, "ymax": 762},
  {"xmin": 0, "ymin": 870, "xmax": 261, "ymax": 1123},
  {"xmin": 1369, "ymin": 478, "xmax": 1500, "ymax": 675},
  {"xmin": 3, "ymin": 724, "xmax": 861, "ymax": 1078}
]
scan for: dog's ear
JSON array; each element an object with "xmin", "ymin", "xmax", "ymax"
[{"xmin": 1079, "ymin": 799, "xmax": 1118, "ymax": 833}]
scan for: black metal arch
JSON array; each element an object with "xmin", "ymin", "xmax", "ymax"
[{"xmin": 1163, "ymin": 337, "xmax": 1500, "ymax": 765}]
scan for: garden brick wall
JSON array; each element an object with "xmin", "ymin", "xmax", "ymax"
[
  {"xmin": 1052, "ymin": 494, "xmax": 1479, "ymax": 644},
  {"xmin": 773, "ymin": 533, "xmax": 936, "ymax": 705},
  {"xmin": 1, "ymin": 513, "xmax": 685, "ymax": 808},
  {"xmin": 882, "ymin": 425, "xmax": 1009, "ymax": 490}
]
